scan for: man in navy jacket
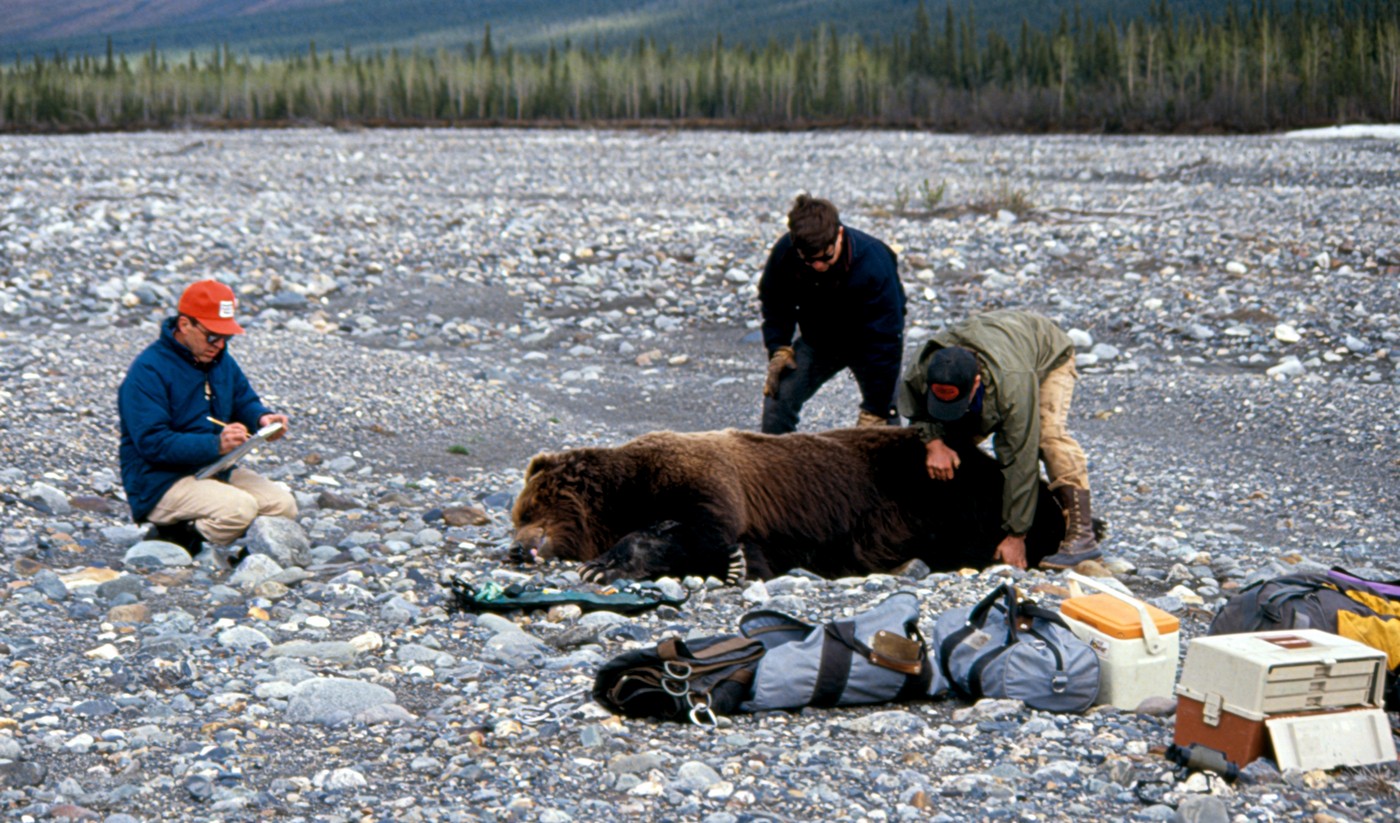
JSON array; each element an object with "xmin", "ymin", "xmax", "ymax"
[
  {"xmin": 118, "ymin": 280, "xmax": 296, "ymax": 553},
  {"xmin": 758, "ymin": 194, "xmax": 906, "ymax": 433}
]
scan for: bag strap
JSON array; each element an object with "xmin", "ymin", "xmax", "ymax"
[
  {"xmin": 1018, "ymin": 602, "xmax": 1072, "ymax": 630},
  {"xmin": 810, "ymin": 620, "xmax": 858, "ymax": 708},
  {"xmin": 658, "ymin": 636, "xmax": 763, "ymax": 673}
]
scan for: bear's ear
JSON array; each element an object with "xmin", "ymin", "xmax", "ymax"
[{"xmin": 524, "ymin": 452, "xmax": 561, "ymax": 478}]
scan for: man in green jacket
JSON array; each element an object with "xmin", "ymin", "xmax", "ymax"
[{"xmin": 896, "ymin": 310, "xmax": 1100, "ymax": 570}]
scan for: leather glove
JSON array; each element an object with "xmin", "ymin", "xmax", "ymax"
[
  {"xmin": 856, "ymin": 410, "xmax": 890, "ymax": 427},
  {"xmin": 763, "ymin": 346, "xmax": 797, "ymax": 397}
]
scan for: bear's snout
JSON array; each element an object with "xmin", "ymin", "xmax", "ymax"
[{"xmin": 508, "ymin": 525, "xmax": 551, "ymax": 565}]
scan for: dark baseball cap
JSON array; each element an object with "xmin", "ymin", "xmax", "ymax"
[{"xmin": 925, "ymin": 347, "xmax": 979, "ymax": 421}]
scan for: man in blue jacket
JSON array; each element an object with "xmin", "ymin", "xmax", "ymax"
[
  {"xmin": 759, "ymin": 194, "xmax": 905, "ymax": 433},
  {"xmin": 118, "ymin": 280, "xmax": 296, "ymax": 554}
]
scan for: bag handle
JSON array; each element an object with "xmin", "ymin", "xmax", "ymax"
[
  {"xmin": 1067, "ymin": 571, "xmax": 1164, "ymax": 655},
  {"xmin": 966, "ymin": 581, "xmax": 1020, "ymax": 642}
]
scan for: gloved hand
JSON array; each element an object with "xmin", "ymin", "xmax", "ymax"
[
  {"xmin": 856, "ymin": 410, "xmax": 889, "ymax": 427},
  {"xmin": 763, "ymin": 346, "xmax": 796, "ymax": 397}
]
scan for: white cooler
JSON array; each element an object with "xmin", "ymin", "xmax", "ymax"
[{"xmin": 1058, "ymin": 572, "xmax": 1181, "ymax": 710}]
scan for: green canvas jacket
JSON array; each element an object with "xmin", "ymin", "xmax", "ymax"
[{"xmin": 897, "ymin": 310, "xmax": 1074, "ymax": 535}]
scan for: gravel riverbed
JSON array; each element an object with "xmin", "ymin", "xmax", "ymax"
[{"xmin": 0, "ymin": 128, "xmax": 1397, "ymax": 822}]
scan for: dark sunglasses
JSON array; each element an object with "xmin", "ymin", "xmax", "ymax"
[
  {"xmin": 796, "ymin": 243, "xmax": 838, "ymax": 266},
  {"xmin": 187, "ymin": 318, "xmax": 230, "ymax": 345}
]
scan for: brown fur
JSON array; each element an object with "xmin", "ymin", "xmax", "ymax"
[{"xmin": 509, "ymin": 427, "xmax": 1064, "ymax": 582}]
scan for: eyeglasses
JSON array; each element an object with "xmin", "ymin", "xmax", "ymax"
[
  {"xmin": 188, "ymin": 318, "xmax": 230, "ymax": 346},
  {"xmin": 796, "ymin": 242, "xmax": 839, "ymax": 266}
]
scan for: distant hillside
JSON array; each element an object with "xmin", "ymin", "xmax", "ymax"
[{"xmin": 1, "ymin": 0, "xmax": 1247, "ymax": 59}]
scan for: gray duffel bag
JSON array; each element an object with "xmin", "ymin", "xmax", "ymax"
[
  {"xmin": 740, "ymin": 591, "xmax": 946, "ymax": 712},
  {"xmin": 931, "ymin": 581, "xmax": 1099, "ymax": 713}
]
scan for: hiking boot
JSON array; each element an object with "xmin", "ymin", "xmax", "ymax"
[
  {"xmin": 1040, "ymin": 486, "xmax": 1102, "ymax": 569},
  {"xmin": 144, "ymin": 521, "xmax": 204, "ymax": 556}
]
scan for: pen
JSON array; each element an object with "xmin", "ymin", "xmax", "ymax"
[{"xmin": 207, "ymin": 416, "xmax": 229, "ymax": 427}]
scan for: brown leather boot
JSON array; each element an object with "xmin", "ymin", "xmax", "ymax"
[{"xmin": 1040, "ymin": 486, "xmax": 1102, "ymax": 569}]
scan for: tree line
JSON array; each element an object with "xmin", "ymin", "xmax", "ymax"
[{"xmin": 2, "ymin": 0, "xmax": 1397, "ymax": 133}]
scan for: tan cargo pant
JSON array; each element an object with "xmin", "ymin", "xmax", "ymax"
[
  {"xmin": 1039, "ymin": 360, "xmax": 1090, "ymax": 492},
  {"xmin": 147, "ymin": 467, "xmax": 297, "ymax": 546}
]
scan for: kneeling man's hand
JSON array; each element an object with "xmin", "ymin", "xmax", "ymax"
[
  {"xmin": 993, "ymin": 533, "xmax": 1027, "ymax": 570},
  {"xmin": 924, "ymin": 439, "xmax": 960, "ymax": 481}
]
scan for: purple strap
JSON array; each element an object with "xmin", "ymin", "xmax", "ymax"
[{"xmin": 1329, "ymin": 569, "xmax": 1400, "ymax": 599}]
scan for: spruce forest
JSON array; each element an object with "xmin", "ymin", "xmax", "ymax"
[{"xmin": 2, "ymin": 0, "xmax": 1397, "ymax": 134}]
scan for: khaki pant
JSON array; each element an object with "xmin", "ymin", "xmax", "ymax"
[
  {"xmin": 147, "ymin": 467, "xmax": 298, "ymax": 546},
  {"xmin": 1038, "ymin": 360, "xmax": 1090, "ymax": 492}
]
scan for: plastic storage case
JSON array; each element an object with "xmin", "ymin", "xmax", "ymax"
[
  {"xmin": 1174, "ymin": 629, "xmax": 1394, "ymax": 770},
  {"xmin": 1058, "ymin": 573, "xmax": 1180, "ymax": 710}
]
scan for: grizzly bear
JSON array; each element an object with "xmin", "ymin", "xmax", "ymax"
[{"xmin": 508, "ymin": 426, "xmax": 1069, "ymax": 583}]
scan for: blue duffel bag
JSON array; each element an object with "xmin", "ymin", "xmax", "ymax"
[{"xmin": 932, "ymin": 581, "xmax": 1100, "ymax": 713}]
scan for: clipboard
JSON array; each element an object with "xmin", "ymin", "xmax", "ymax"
[{"xmin": 195, "ymin": 422, "xmax": 284, "ymax": 480}]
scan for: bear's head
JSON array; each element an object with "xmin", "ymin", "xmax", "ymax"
[{"xmin": 509, "ymin": 448, "xmax": 631, "ymax": 565}]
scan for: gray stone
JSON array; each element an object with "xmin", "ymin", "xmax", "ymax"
[
  {"xmin": 0, "ymin": 761, "xmax": 45, "ymax": 787},
  {"xmin": 608, "ymin": 752, "xmax": 670, "ymax": 774},
  {"xmin": 483, "ymin": 630, "xmax": 553, "ymax": 668},
  {"xmin": 672, "ymin": 761, "xmax": 722, "ymax": 791},
  {"xmin": 246, "ymin": 517, "xmax": 311, "ymax": 567},
  {"xmin": 24, "ymin": 482, "xmax": 71, "ymax": 515},
  {"xmin": 101, "ymin": 524, "xmax": 147, "ymax": 548},
  {"xmin": 123, "ymin": 540, "xmax": 193, "ymax": 568},
  {"xmin": 356, "ymin": 703, "xmax": 416, "ymax": 724},
  {"xmin": 285, "ymin": 677, "xmax": 398, "ymax": 725},
  {"xmin": 1089, "ymin": 342, "xmax": 1120, "ymax": 360},
  {"xmin": 655, "ymin": 577, "xmax": 686, "ymax": 601},
  {"xmin": 326, "ymin": 456, "xmax": 357, "ymax": 472},
  {"xmin": 1174, "ymin": 794, "xmax": 1229, "ymax": 823},
  {"xmin": 228, "ymin": 553, "xmax": 284, "ymax": 589},
  {"xmin": 0, "ymin": 736, "xmax": 21, "ymax": 759},
  {"xmin": 95, "ymin": 574, "xmax": 145, "ymax": 602},
  {"xmin": 31, "ymin": 570, "xmax": 69, "ymax": 600},
  {"xmin": 263, "ymin": 640, "xmax": 361, "ymax": 664},
  {"xmin": 320, "ymin": 768, "xmax": 367, "ymax": 790},
  {"xmin": 265, "ymin": 291, "xmax": 309, "ymax": 309},
  {"xmin": 218, "ymin": 625, "xmax": 273, "ymax": 650},
  {"xmin": 1032, "ymin": 760, "xmax": 1081, "ymax": 783},
  {"xmin": 834, "ymin": 710, "xmax": 927, "ymax": 735},
  {"xmin": 476, "ymin": 613, "xmax": 522, "ymax": 634}
]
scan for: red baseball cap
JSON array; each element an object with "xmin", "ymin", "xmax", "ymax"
[{"xmin": 177, "ymin": 280, "xmax": 245, "ymax": 336}]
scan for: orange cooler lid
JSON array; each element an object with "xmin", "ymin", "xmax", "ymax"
[{"xmin": 1060, "ymin": 593, "xmax": 1180, "ymax": 639}]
